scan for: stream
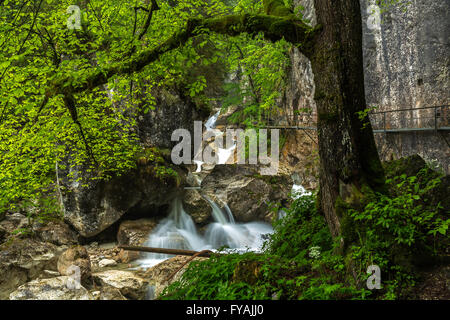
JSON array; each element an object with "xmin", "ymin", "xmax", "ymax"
[{"xmin": 138, "ymin": 111, "xmax": 309, "ymax": 269}]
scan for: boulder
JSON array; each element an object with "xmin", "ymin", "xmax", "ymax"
[
  {"xmin": 117, "ymin": 219, "xmax": 157, "ymax": 246},
  {"xmin": 9, "ymin": 276, "xmax": 93, "ymax": 300},
  {"xmin": 0, "ymin": 239, "xmax": 63, "ymax": 300},
  {"xmin": 93, "ymin": 270, "xmax": 148, "ymax": 300},
  {"xmin": 35, "ymin": 221, "xmax": 79, "ymax": 246},
  {"xmin": 144, "ymin": 255, "xmax": 207, "ymax": 298},
  {"xmin": 98, "ymin": 259, "xmax": 117, "ymax": 268},
  {"xmin": 57, "ymin": 246, "xmax": 92, "ymax": 286},
  {"xmin": 92, "ymin": 287, "xmax": 127, "ymax": 300},
  {"xmin": 201, "ymin": 165, "xmax": 292, "ymax": 222},
  {"xmin": 182, "ymin": 190, "xmax": 212, "ymax": 224},
  {"xmin": 61, "ymin": 166, "xmax": 180, "ymax": 238}
]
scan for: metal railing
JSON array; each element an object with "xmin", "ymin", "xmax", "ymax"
[
  {"xmin": 225, "ymin": 105, "xmax": 450, "ymax": 134},
  {"xmin": 369, "ymin": 105, "xmax": 450, "ymax": 133}
]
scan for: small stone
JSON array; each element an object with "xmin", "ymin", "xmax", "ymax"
[{"xmin": 98, "ymin": 259, "xmax": 117, "ymax": 268}]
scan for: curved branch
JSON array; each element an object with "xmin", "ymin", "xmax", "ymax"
[{"xmin": 46, "ymin": 13, "xmax": 318, "ymax": 103}]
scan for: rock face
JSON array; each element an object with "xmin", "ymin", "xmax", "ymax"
[
  {"xmin": 288, "ymin": 0, "xmax": 450, "ymax": 174},
  {"xmin": 0, "ymin": 239, "xmax": 63, "ymax": 300},
  {"xmin": 92, "ymin": 270, "xmax": 148, "ymax": 300},
  {"xmin": 61, "ymin": 86, "xmax": 207, "ymax": 238},
  {"xmin": 360, "ymin": 0, "xmax": 450, "ymax": 174},
  {"xmin": 200, "ymin": 165, "xmax": 292, "ymax": 222},
  {"xmin": 137, "ymin": 87, "xmax": 206, "ymax": 149},
  {"xmin": 280, "ymin": 131, "xmax": 319, "ymax": 190},
  {"xmin": 35, "ymin": 221, "xmax": 79, "ymax": 246},
  {"xmin": 57, "ymin": 246, "xmax": 92, "ymax": 286},
  {"xmin": 61, "ymin": 166, "xmax": 179, "ymax": 238},
  {"xmin": 9, "ymin": 276, "xmax": 93, "ymax": 300},
  {"xmin": 0, "ymin": 213, "xmax": 29, "ymax": 238}
]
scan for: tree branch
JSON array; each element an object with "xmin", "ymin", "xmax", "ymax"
[{"xmin": 45, "ymin": 14, "xmax": 317, "ymax": 101}]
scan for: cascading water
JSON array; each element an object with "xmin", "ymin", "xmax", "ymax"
[
  {"xmin": 138, "ymin": 110, "xmax": 272, "ymax": 269},
  {"xmin": 138, "ymin": 196, "xmax": 273, "ymax": 268},
  {"xmin": 138, "ymin": 198, "xmax": 206, "ymax": 268},
  {"xmin": 291, "ymin": 184, "xmax": 312, "ymax": 199}
]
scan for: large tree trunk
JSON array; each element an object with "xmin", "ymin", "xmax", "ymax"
[{"xmin": 309, "ymin": 0, "xmax": 386, "ymax": 239}]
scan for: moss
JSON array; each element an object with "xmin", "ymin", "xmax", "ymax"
[{"xmin": 263, "ymin": 0, "xmax": 293, "ymax": 17}]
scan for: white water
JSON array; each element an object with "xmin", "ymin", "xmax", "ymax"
[
  {"xmin": 138, "ymin": 111, "xmax": 272, "ymax": 269},
  {"xmin": 291, "ymin": 184, "xmax": 312, "ymax": 199},
  {"xmin": 138, "ymin": 197, "xmax": 273, "ymax": 268},
  {"xmin": 205, "ymin": 110, "xmax": 236, "ymax": 166},
  {"xmin": 205, "ymin": 111, "xmax": 220, "ymax": 131}
]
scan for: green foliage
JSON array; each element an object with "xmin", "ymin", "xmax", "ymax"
[
  {"xmin": 162, "ymin": 194, "xmax": 367, "ymax": 300},
  {"xmin": 222, "ymin": 33, "xmax": 291, "ymax": 127},
  {"xmin": 163, "ymin": 163, "xmax": 448, "ymax": 300},
  {"xmin": 266, "ymin": 194, "xmax": 332, "ymax": 262},
  {"xmin": 346, "ymin": 167, "xmax": 448, "ymax": 299},
  {"xmin": 0, "ymin": 0, "xmax": 235, "ymax": 217}
]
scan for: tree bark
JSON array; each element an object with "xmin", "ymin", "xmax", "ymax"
[{"xmin": 309, "ymin": 0, "xmax": 386, "ymax": 239}]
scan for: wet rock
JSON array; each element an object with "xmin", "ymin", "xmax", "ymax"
[
  {"xmin": 117, "ymin": 249, "xmax": 139, "ymax": 264},
  {"xmin": 92, "ymin": 287, "xmax": 127, "ymax": 300},
  {"xmin": 0, "ymin": 239, "xmax": 62, "ymax": 300},
  {"xmin": 57, "ymin": 246, "xmax": 92, "ymax": 286},
  {"xmin": 98, "ymin": 259, "xmax": 117, "ymax": 268},
  {"xmin": 182, "ymin": 190, "xmax": 212, "ymax": 224},
  {"xmin": 9, "ymin": 276, "xmax": 93, "ymax": 300},
  {"xmin": 117, "ymin": 219, "xmax": 157, "ymax": 246},
  {"xmin": 35, "ymin": 221, "xmax": 79, "ymax": 246},
  {"xmin": 93, "ymin": 270, "xmax": 148, "ymax": 300},
  {"xmin": 144, "ymin": 255, "xmax": 207, "ymax": 299},
  {"xmin": 201, "ymin": 165, "xmax": 292, "ymax": 222}
]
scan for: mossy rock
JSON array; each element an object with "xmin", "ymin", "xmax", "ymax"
[{"xmin": 383, "ymin": 155, "xmax": 429, "ymax": 179}]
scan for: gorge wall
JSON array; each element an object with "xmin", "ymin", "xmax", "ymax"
[{"xmin": 287, "ymin": 0, "xmax": 450, "ymax": 173}]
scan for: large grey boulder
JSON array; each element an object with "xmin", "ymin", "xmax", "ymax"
[
  {"xmin": 144, "ymin": 255, "xmax": 207, "ymax": 299},
  {"xmin": 0, "ymin": 239, "xmax": 64, "ymax": 300},
  {"xmin": 9, "ymin": 276, "xmax": 93, "ymax": 300},
  {"xmin": 200, "ymin": 165, "xmax": 292, "ymax": 223},
  {"xmin": 92, "ymin": 270, "xmax": 148, "ymax": 300}
]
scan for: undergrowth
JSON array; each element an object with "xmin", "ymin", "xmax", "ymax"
[{"xmin": 161, "ymin": 160, "xmax": 448, "ymax": 300}]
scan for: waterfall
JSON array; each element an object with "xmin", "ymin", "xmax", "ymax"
[
  {"xmin": 291, "ymin": 184, "xmax": 312, "ymax": 199},
  {"xmin": 138, "ymin": 110, "xmax": 272, "ymax": 269},
  {"xmin": 205, "ymin": 111, "xmax": 220, "ymax": 131},
  {"xmin": 138, "ymin": 198, "xmax": 206, "ymax": 268},
  {"xmin": 138, "ymin": 197, "xmax": 273, "ymax": 268}
]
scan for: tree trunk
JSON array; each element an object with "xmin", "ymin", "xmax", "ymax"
[{"xmin": 309, "ymin": 0, "xmax": 386, "ymax": 239}]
